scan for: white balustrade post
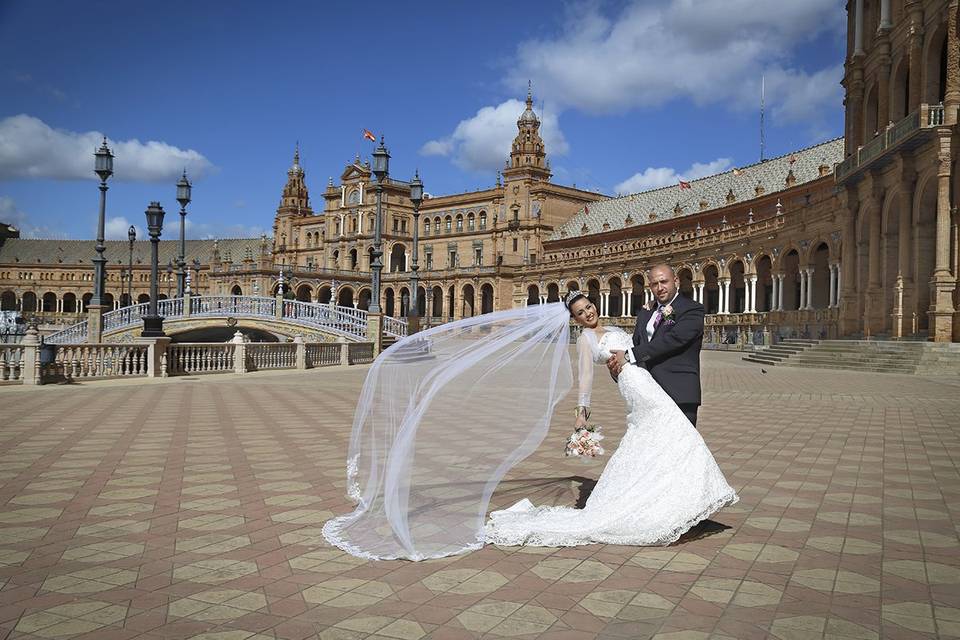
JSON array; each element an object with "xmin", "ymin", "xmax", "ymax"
[
  {"xmin": 21, "ymin": 326, "xmax": 41, "ymax": 385},
  {"xmin": 338, "ymin": 336, "xmax": 350, "ymax": 365},
  {"xmin": 142, "ymin": 336, "xmax": 171, "ymax": 378},
  {"xmin": 232, "ymin": 331, "xmax": 247, "ymax": 374},
  {"xmin": 293, "ymin": 335, "xmax": 306, "ymax": 370}
]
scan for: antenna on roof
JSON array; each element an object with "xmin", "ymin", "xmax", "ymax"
[{"xmin": 760, "ymin": 75, "xmax": 766, "ymax": 162}]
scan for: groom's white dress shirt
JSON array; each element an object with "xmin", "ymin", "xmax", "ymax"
[{"xmin": 626, "ymin": 291, "xmax": 680, "ymax": 364}]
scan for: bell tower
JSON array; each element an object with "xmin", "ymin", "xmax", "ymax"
[
  {"xmin": 277, "ymin": 144, "xmax": 312, "ymax": 216},
  {"xmin": 273, "ymin": 144, "xmax": 313, "ymax": 256},
  {"xmin": 502, "ymin": 83, "xmax": 551, "ymax": 182}
]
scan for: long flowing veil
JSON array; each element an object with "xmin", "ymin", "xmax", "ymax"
[{"xmin": 322, "ymin": 302, "xmax": 573, "ymax": 560}]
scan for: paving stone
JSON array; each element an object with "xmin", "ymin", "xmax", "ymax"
[{"xmin": 0, "ymin": 353, "xmax": 956, "ymax": 638}]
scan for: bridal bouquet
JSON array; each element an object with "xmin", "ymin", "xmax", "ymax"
[{"xmin": 564, "ymin": 424, "xmax": 605, "ymax": 459}]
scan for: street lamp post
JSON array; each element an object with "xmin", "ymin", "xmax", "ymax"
[
  {"xmin": 141, "ymin": 202, "xmax": 166, "ymax": 337},
  {"xmin": 408, "ymin": 170, "xmax": 424, "ymax": 334},
  {"xmin": 370, "ymin": 137, "xmax": 389, "ymax": 314},
  {"xmin": 176, "ymin": 170, "xmax": 192, "ymax": 297},
  {"xmin": 127, "ymin": 225, "xmax": 136, "ymax": 306},
  {"xmin": 92, "ymin": 138, "xmax": 113, "ymax": 307},
  {"xmin": 88, "ymin": 138, "xmax": 113, "ymax": 342}
]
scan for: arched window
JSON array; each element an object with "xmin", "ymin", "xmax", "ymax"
[
  {"xmin": 423, "ymin": 218, "xmax": 430, "ymax": 236},
  {"xmin": 444, "ymin": 216, "xmax": 452, "ymax": 232},
  {"xmin": 434, "ymin": 217, "xmax": 440, "ymax": 233},
  {"xmin": 479, "ymin": 212, "xmax": 487, "ymax": 230},
  {"xmin": 468, "ymin": 213, "xmax": 475, "ymax": 231},
  {"xmin": 348, "ymin": 189, "xmax": 361, "ymax": 205},
  {"xmin": 456, "ymin": 215, "xmax": 463, "ymax": 232}
]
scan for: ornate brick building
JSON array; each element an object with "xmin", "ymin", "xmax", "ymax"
[{"xmin": 1, "ymin": 0, "xmax": 957, "ymax": 342}]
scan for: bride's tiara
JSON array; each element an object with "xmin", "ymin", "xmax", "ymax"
[{"xmin": 563, "ymin": 289, "xmax": 587, "ymax": 309}]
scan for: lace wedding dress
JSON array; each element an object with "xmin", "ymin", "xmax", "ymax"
[{"xmin": 485, "ymin": 326, "xmax": 738, "ymax": 547}]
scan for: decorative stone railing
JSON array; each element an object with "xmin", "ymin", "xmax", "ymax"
[
  {"xmin": 382, "ymin": 315, "xmax": 408, "ymax": 339},
  {"xmin": 1, "ymin": 327, "xmax": 376, "ymax": 386},
  {"xmin": 166, "ymin": 343, "xmax": 235, "ymax": 376},
  {"xmin": 43, "ymin": 344, "xmax": 150, "ymax": 381},
  {"xmin": 0, "ymin": 344, "xmax": 25, "ymax": 383},
  {"xmin": 246, "ymin": 342, "xmax": 297, "ymax": 371},
  {"xmin": 44, "ymin": 295, "xmax": 409, "ymax": 344},
  {"xmin": 835, "ymin": 103, "xmax": 945, "ymax": 183},
  {"xmin": 306, "ymin": 343, "xmax": 342, "ymax": 367}
]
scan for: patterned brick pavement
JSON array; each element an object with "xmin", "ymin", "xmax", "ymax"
[{"xmin": 0, "ymin": 352, "xmax": 957, "ymax": 640}]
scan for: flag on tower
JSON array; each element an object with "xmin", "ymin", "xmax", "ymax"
[
  {"xmin": 362, "ymin": 129, "xmax": 377, "ymax": 142},
  {"xmin": 678, "ymin": 180, "xmax": 691, "ymax": 190}
]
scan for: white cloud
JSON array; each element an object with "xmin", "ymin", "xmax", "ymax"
[
  {"xmin": 421, "ymin": 99, "xmax": 569, "ymax": 173},
  {"xmin": 509, "ymin": 0, "xmax": 844, "ymax": 124},
  {"xmin": 0, "ymin": 114, "xmax": 215, "ymax": 182},
  {"xmin": 104, "ymin": 216, "xmax": 139, "ymax": 241},
  {"xmin": 615, "ymin": 157, "xmax": 732, "ymax": 194},
  {"xmin": 0, "ymin": 195, "xmax": 65, "ymax": 239}
]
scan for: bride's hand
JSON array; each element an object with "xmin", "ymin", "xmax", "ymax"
[{"xmin": 575, "ymin": 414, "xmax": 588, "ymax": 430}]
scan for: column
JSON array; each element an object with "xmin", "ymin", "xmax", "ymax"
[
  {"xmin": 777, "ymin": 274, "xmax": 785, "ymax": 311},
  {"xmin": 798, "ymin": 270, "xmax": 807, "ymax": 310},
  {"xmin": 806, "ymin": 268, "xmax": 815, "ymax": 309},
  {"xmin": 854, "ymin": 0, "xmax": 864, "ymax": 55},
  {"xmin": 748, "ymin": 276, "xmax": 758, "ymax": 313},
  {"xmin": 836, "ymin": 268, "xmax": 842, "ymax": 307},
  {"xmin": 868, "ymin": 206, "xmax": 882, "ymax": 291},
  {"xmin": 720, "ymin": 279, "xmax": 730, "ymax": 314},
  {"xmin": 930, "ymin": 135, "xmax": 957, "ymax": 340},
  {"xmin": 878, "ymin": 55, "xmax": 891, "ymax": 132},
  {"xmin": 840, "ymin": 204, "xmax": 858, "ymax": 332},
  {"xmin": 622, "ymin": 290, "xmax": 630, "ymax": 316},
  {"xmin": 600, "ymin": 292, "xmax": 608, "ymax": 317},
  {"xmin": 697, "ymin": 283, "xmax": 705, "ymax": 304},
  {"xmin": 405, "ymin": 251, "xmax": 411, "ymax": 272},
  {"xmin": 898, "ymin": 175, "xmax": 915, "ymax": 314},
  {"xmin": 908, "ymin": 18, "xmax": 924, "ymax": 111},
  {"xmin": 771, "ymin": 275, "xmax": 779, "ymax": 311},
  {"xmin": 880, "ymin": 0, "xmax": 891, "ymax": 29},
  {"xmin": 827, "ymin": 264, "xmax": 837, "ymax": 309}
]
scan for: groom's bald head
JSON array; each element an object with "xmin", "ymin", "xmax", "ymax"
[
  {"xmin": 649, "ymin": 263, "xmax": 679, "ymax": 304},
  {"xmin": 650, "ymin": 263, "xmax": 676, "ymax": 277}
]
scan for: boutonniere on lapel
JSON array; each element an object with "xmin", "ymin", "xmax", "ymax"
[{"xmin": 661, "ymin": 304, "xmax": 677, "ymax": 326}]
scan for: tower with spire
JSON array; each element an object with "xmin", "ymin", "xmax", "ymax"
[
  {"xmin": 278, "ymin": 144, "xmax": 312, "ymax": 216},
  {"xmin": 273, "ymin": 144, "xmax": 314, "ymax": 255},
  {"xmin": 502, "ymin": 82, "xmax": 551, "ymax": 183}
]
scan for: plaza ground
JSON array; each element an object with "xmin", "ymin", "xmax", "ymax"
[{"xmin": 0, "ymin": 352, "xmax": 958, "ymax": 639}]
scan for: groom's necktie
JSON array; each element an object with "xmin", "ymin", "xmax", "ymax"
[{"xmin": 652, "ymin": 307, "xmax": 664, "ymax": 331}]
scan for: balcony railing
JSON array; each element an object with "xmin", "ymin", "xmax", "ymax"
[{"xmin": 835, "ymin": 103, "xmax": 945, "ymax": 183}]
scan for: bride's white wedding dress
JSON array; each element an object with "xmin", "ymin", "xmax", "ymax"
[{"xmin": 484, "ymin": 326, "xmax": 738, "ymax": 547}]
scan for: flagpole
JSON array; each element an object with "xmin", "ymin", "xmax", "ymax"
[{"xmin": 760, "ymin": 75, "xmax": 766, "ymax": 162}]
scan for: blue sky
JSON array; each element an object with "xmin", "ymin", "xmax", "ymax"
[{"xmin": 0, "ymin": 0, "xmax": 847, "ymax": 241}]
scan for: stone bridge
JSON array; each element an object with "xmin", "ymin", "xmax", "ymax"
[{"xmin": 45, "ymin": 296, "xmax": 408, "ymax": 344}]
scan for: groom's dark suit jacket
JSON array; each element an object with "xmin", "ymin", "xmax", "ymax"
[{"xmin": 629, "ymin": 294, "xmax": 705, "ymax": 406}]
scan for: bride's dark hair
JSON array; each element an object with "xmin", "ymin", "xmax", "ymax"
[{"xmin": 563, "ymin": 290, "xmax": 588, "ymax": 317}]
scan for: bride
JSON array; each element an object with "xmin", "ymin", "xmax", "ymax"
[
  {"xmin": 323, "ymin": 290, "xmax": 737, "ymax": 561},
  {"xmin": 483, "ymin": 290, "xmax": 738, "ymax": 547}
]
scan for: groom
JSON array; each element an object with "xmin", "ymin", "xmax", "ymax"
[{"xmin": 607, "ymin": 263, "xmax": 705, "ymax": 426}]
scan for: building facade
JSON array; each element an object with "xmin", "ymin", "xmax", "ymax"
[{"xmin": 1, "ymin": 0, "xmax": 956, "ymax": 342}]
